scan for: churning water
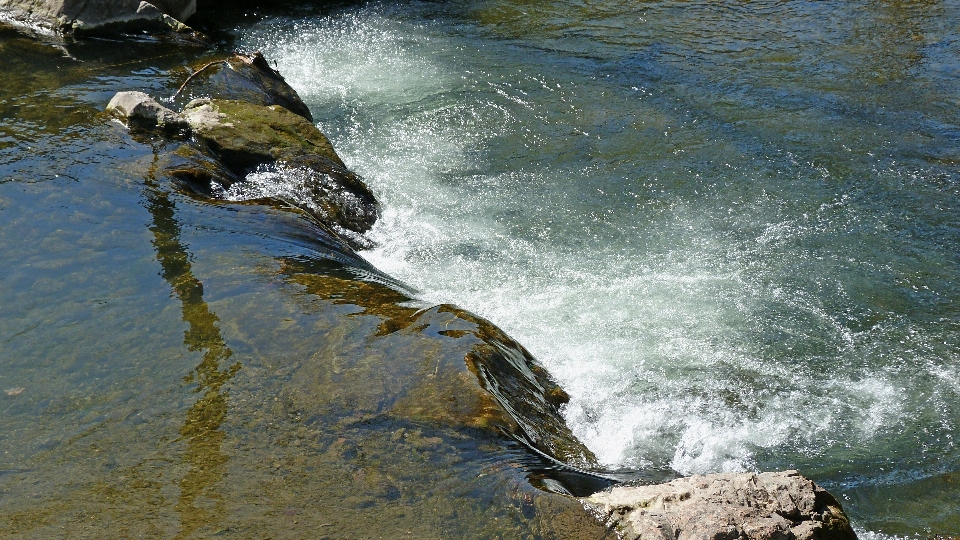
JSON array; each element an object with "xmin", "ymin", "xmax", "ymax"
[{"xmin": 240, "ymin": 0, "xmax": 960, "ymax": 534}]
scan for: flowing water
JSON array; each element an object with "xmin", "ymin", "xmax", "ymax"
[
  {"xmin": 1, "ymin": 0, "xmax": 960, "ymax": 537},
  {"xmin": 239, "ymin": 0, "xmax": 960, "ymax": 534}
]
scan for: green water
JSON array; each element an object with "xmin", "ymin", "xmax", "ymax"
[{"xmin": 2, "ymin": 0, "xmax": 960, "ymax": 537}]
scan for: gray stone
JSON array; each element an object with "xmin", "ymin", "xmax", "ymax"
[
  {"xmin": 0, "ymin": 0, "xmax": 194, "ymax": 36},
  {"xmin": 106, "ymin": 90, "xmax": 190, "ymax": 134},
  {"xmin": 583, "ymin": 470, "xmax": 857, "ymax": 540}
]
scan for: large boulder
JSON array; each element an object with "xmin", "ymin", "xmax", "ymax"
[
  {"xmin": 182, "ymin": 98, "xmax": 342, "ymax": 171},
  {"xmin": 273, "ymin": 262, "xmax": 608, "ymax": 488},
  {"xmin": 583, "ymin": 470, "xmax": 858, "ymax": 540},
  {"xmin": 0, "ymin": 0, "xmax": 195, "ymax": 35},
  {"xmin": 173, "ymin": 52, "xmax": 314, "ymax": 122},
  {"xmin": 155, "ymin": 97, "xmax": 380, "ymax": 249}
]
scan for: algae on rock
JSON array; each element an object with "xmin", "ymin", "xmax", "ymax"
[{"xmin": 183, "ymin": 98, "xmax": 343, "ymax": 171}]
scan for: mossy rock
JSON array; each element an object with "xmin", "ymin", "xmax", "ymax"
[{"xmin": 183, "ymin": 98, "xmax": 343, "ymax": 173}]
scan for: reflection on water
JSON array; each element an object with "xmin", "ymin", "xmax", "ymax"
[
  {"xmin": 144, "ymin": 177, "xmax": 240, "ymax": 537},
  {"xmin": 3, "ymin": 0, "xmax": 960, "ymax": 535}
]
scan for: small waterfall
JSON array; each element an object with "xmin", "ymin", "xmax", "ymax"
[{"xmin": 240, "ymin": 3, "xmax": 960, "ymax": 534}]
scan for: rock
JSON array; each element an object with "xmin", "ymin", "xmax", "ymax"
[
  {"xmin": 0, "ymin": 0, "xmax": 195, "ymax": 36},
  {"xmin": 115, "ymin": 62, "xmax": 377, "ymax": 252},
  {"xmin": 106, "ymin": 90, "xmax": 190, "ymax": 134},
  {"xmin": 182, "ymin": 98, "xmax": 343, "ymax": 172},
  {"xmin": 583, "ymin": 470, "xmax": 858, "ymax": 540},
  {"xmin": 266, "ymin": 153, "xmax": 380, "ymax": 233},
  {"xmin": 273, "ymin": 261, "xmax": 608, "ymax": 492},
  {"xmin": 163, "ymin": 144, "xmax": 240, "ymax": 190},
  {"xmin": 174, "ymin": 52, "xmax": 313, "ymax": 122},
  {"xmin": 214, "ymin": 154, "xmax": 380, "ymax": 249},
  {"xmin": 160, "ymin": 143, "xmax": 379, "ymax": 251}
]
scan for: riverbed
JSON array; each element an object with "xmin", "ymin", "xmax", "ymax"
[{"xmin": 2, "ymin": 0, "xmax": 959, "ymax": 537}]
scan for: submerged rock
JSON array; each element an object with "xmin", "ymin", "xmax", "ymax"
[
  {"xmin": 106, "ymin": 91, "xmax": 189, "ymax": 135},
  {"xmin": 583, "ymin": 470, "xmax": 858, "ymax": 540},
  {"xmin": 0, "ymin": 0, "xmax": 194, "ymax": 36},
  {"xmin": 174, "ymin": 52, "xmax": 314, "ymax": 122},
  {"xmin": 276, "ymin": 259, "xmax": 609, "ymax": 491}
]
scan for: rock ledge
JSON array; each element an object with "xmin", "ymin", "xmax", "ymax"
[
  {"xmin": 583, "ymin": 470, "xmax": 857, "ymax": 540},
  {"xmin": 0, "ymin": 0, "xmax": 195, "ymax": 36}
]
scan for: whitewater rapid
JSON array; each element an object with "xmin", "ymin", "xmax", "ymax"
[{"xmin": 238, "ymin": 4, "xmax": 957, "ymax": 506}]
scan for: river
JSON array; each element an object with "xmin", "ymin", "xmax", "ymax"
[{"xmin": 2, "ymin": 0, "xmax": 959, "ymax": 537}]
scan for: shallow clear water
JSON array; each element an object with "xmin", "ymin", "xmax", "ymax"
[
  {"xmin": 0, "ymin": 27, "xmax": 609, "ymax": 539},
  {"xmin": 3, "ymin": 0, "xmax": 960, "ymax": 536},
  {"xmin": 237, "ymin": 0, "xmax": 960, "ymax": 535}
]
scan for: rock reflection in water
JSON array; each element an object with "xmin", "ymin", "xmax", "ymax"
[{"xmin": 144, "ymin": 183, "xmax": 241, "ymax": 538}]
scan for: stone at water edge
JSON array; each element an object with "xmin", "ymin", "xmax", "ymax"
[
  {"xmin": 106, "ymin": 91, "xmax": 190, "ymax": 134},
  {"xmin": 175, "ymin": 98, "xmax": 381, "ymax": 247},
  {"xmin": 0, "ymin": 0, "xmax": 195, "ymax": 36},
  {"xmin": 583, "ymin": 470, "xmax": 858, "ymax": 540}
]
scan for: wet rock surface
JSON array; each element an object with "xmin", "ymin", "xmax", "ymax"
[
  {"xmin": 0, "ymin": 0, "xmax": 195, "ymax": 35},
  {"xmin": 170, "ymin": 96, "xmax": 379, "ymax": 248},
  {"xmin": 106, "ymin": 90, "xmax": 189, "ymax": 134},
  {"xmin": 243, "ymin": 156, "xmax": 380, "ymax": 235},
  {"xmin": 106, "ymin": 51, "xmax": 379, "ymax": 250},
  {"xmin": 584, "ymin": 470, "xmax": 858, "ymax": 540},
  {"xmin": 182, "ymin": 98, "xmax": 341, "ymax": 170},
  {"xmin": 174, "ymin": 52, "xmax": 313, "ymax": 122},
  {"xmin": 273, "ymin": 258, "xmax": 610, "ymax": 493}
]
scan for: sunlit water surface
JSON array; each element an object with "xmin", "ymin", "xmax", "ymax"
[
  {"xmin": 0, "ymin": 28, "xmax": 610, "ymax": 539},
  {"xmin": 238, "ymin": 0, "xmax": 960, "ymax": 535},
  {"xmin": 2, "ymin": 0, "xmax": 960, "ymax": 536}
]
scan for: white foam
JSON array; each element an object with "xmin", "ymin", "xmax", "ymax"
[
  {"xmin": 854, "ymin": 530, "xmax": 920, "ymax": 540},
  {"xmin": 239, "ymin": 7, "xmax": 950, "ymax": 481}
]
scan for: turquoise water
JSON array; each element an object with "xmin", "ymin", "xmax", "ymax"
[
  {"xmin": 2, "ymin": 0, "xmax": 960, "ymax": 536},
  {"xmin": 239, "ymin": 0, "xmax": 960, "ymax": 535}
]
